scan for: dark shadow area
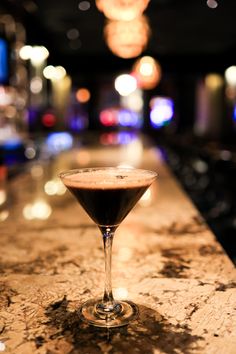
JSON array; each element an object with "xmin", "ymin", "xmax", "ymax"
[
  {"xmin": 41, "ymin": 296, "xmax": 203, "ymax": 354},
  {"xmin": 156, "ymin": 135, "xmax": 236, "ymax": 265}
]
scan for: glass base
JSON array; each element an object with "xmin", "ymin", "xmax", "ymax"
[{"xmin": 79, "ymin": 298, "xmax": 139, "ymax": 327}]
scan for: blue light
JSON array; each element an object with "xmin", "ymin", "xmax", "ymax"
[
  {"xmin": 27, "ymin": 108, "xmax": 38, "ymax": 126},
  {"xmin": 68, "ymin": 113, "xmax": 88, "ymax": 132},
  {"xmin": 0, "ymin": 38, "xmax": 8, "ymax": 83},
  {"xmin": 117, "ymin": 131, "xmax": 138, "ymax": 144},
  {"xmin": 46, "ymin": 132, "xmax": 73, "ymax": 154},
  {"xmin": 233, "ymin": 104, "xmax": 236, "ymax": 122},
  {"xmin": 150, "ymin": 97, "xmax": 174, "ymax": 128},
  {"xmin": 118, "ymin": 109, "xmax": 140, "ymax": 127},
  {"xmin": 2, "ymin": 138, "xmax": 22, "ymax": 150}
]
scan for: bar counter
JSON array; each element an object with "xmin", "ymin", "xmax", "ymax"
[{"xmin": 0, "ymin": 136, "xmax": 235, "ymax": 354}]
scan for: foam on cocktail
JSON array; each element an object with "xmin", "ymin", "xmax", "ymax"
[{"xmin": 62, "ymin": 168, "xmax": 156, "ymax": 189}]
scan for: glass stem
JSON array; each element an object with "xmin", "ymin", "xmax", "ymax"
[{"xmin": 100, "ymin": 226, "xmax": 116, "ymax": 308}]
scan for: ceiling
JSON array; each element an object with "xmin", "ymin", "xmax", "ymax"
[{"xmin": 1, "ymin": 0, "xmax": 236, "ymax": 82}]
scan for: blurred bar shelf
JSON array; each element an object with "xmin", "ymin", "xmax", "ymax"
[{"xmin": 0, "ymin": 134, "xmax": 235, "ymax": 354}]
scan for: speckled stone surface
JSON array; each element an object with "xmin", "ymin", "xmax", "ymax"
[{"xmin": 0, "ymin": 141, "xmax": 235, "ymax": 353}]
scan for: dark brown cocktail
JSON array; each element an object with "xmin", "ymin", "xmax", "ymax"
[{"xmin": 60, "ymin": 167, "xmax": 157, "ymax": 327}]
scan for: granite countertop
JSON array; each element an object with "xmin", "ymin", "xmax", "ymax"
[{"xmin": 0, "ymin": 141, "xmax": 235, "ymax": 354}]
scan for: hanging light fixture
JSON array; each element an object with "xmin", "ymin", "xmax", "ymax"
[
  {"xmin": 206, "ymin": 0, "xmax": 218, "ymax": 9},
  {"xmin": 96, "ymin": 0, "xmax": 150, "ymax": 21},
  {"xmin": 132, "ymin": 56, "xmax": 162, "ymax": 89},
  {"xmin": 104, "ymin": 15, "xmax": 150, "ymax": 59}
]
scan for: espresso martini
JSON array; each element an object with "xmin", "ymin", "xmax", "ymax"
[
  {"xmin": 62, "ymin": 168, "xmax": 154, "ymax": 227},
  {"xmin": 60, "ymin": 167, "xmax": 157, "ymax": 327}
]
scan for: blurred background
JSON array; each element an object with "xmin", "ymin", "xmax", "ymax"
[{"xmin": 0, "ymin": 0, "xmax": 236, "ymax": 263}]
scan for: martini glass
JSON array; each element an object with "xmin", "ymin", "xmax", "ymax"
[{"xmin": 60, "ymin": 167, "xmax": 157, "ymax": 327}]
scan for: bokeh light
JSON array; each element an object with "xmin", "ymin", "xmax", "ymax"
[
  {"xmin": 44, "ymin": 178, "xmax": 66, "ymax": 196},
  {"xmin": 118, "ymin": 109, "xmax": 140, "ymax": 127},
  {"xmin": 41, "ymin": 113, "xmax": 57, "ymax": 128},
  {"xmin": 206, "ymin": 0, "xmax": 218, "ymax": 9},
  {"xmin": 104, "ymin": 16, "xmax": 150, "ymax": 59},
  {"xmin": 30, "ymin": 76, "xmax": 43, "ymax": 94},
  {"xmin": 23, "ymin": 199, "xmax": 52, "ymax": 220},
  {"xmin": 46, "ymin": 132, "xmax": 73, "ymax": 153},
  {"xmin": 99, "ymin": 108, "xmax": 118, "ymax": 126},
  {"xmin": 114, "ymin": 74, "xmax": 137, "ymax": 96},
  {"xmin": 205, "ymin": 73, "xmax": 224, "ymax": 89},
  {"xmin": 76, "ymin": 88, "xmax": 91, "ymax": 103},
  {"xmin": 132, "ymin": 56, "xmax": 162, "ymax": 90},
  {"xmin": 66, "ymin": 28, "xmax": 79, "ymax": 40},
  {"xmin": 19, "ymin": 45, "xmax": 33, "ymax": 60},
  {"xmin": 96, "ymin": 0, "xmax": 150, "ymax": 21},
  {"xmin": 43, "ymin": 65, "xmax": 66, "ymax": 81},
  {"xmin": 225, "ymin": 66, "xmax": 236, "ymax": 87},
  {"xmin": 78, "ymin": 1, "xmax": 91, "ymax": 11},
  {"xmin": 25, "ymin": 46, "xmax": 49, "ymax": 65},
  {"xmin": 150, "ymin": 97, "xmax": 174, "ymax": 128}
]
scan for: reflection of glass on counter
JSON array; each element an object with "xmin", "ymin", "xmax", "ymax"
[{"xmin": 21, "ymin": 163, "xmax": 51, "ymax": 220}]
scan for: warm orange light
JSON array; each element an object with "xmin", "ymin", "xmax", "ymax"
[
  {"xmin": 132, "ymin": 56, "xmax": 162, "ymax": 90},
  {"xmin": 104, "ymin": 16, "xmax": 150, "ymax": 59},
  {"xmin": 76, "ymin": 88, "xmax": 91, "ymax": 103},
  {"xmin": 96, "ymin": 0, "xmax": 150, "ymax": 21}
]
